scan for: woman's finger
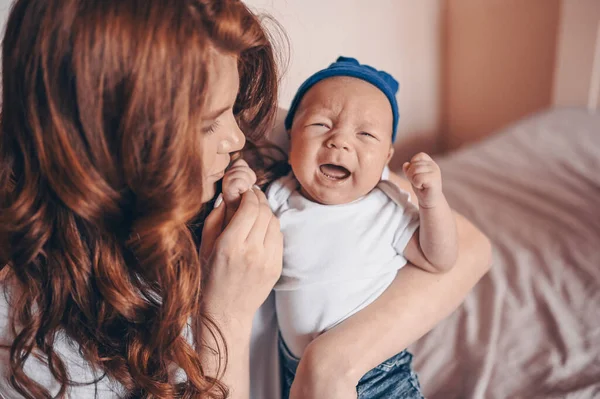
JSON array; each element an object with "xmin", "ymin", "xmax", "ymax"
[
  {"xmin": 246, "ymin": 187, "xmax": 275, "ymax": 245},
  {"xmin": 222, "ymin": 188, "xmax": 260, "ymax": 241},
  {"xmin": 200, "ymin": 197, "xmax": 226, "ymax": 262},
  {"xmin": 260, "ymin": 216, "xmax": 282, "ymax": 281},
  {"xmin": 264, "ymin": 214, "xmax": 282, "ymax": 255}
]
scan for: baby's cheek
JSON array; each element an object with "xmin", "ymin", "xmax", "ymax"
[
  {"xmin": 289, "ymin": 148, "xmax": 313, "ymax": 180},
  {"xmin": 353, "ymin": 170, "xmax": 382, "ymax": 198},
  {"xmin": 359, "ymin": 152, "xmax": 387, "ymax": 178}
]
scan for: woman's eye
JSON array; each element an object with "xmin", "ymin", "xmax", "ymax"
[{"xmin": 203, "ymin": 119, "xmax": 220, "ymax": 134}]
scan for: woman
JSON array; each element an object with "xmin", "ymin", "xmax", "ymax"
[{"xmin": 0, "ymin": 0, "xmax": 491, "ymax": 398}]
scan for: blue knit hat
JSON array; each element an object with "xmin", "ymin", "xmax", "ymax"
[{"xmin": 284, "ymin": 56, "xmax": 400, "ymax": 142}]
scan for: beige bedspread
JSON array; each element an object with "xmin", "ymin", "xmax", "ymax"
[{"xmin": 409, "ymin": 108, "xmax": 600, "ymax": 399}]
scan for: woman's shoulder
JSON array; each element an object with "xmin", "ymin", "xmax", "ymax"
[
  {"xmin": 0, "ymin": 272, "xmax": 15, "ymax": 339},
  {"xmin": 0, "ymin": 273, "xmax": 125, "ymax": 398},
  {"xmin": 0, "ymin": 271, "xmax": 21, "ymax": 338}
]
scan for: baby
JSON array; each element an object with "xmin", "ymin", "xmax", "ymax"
[{"xmin": 221, "ymin": 57, "xmax": 458, "ymax": 398}]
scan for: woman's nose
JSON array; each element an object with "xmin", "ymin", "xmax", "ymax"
[{"xmin": 219, "ymin": 122, "xmax": 246, "ymax": 154}]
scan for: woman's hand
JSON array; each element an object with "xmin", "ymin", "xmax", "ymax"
[
  {"xmin": 289, "ymin": 343, "xmax": 358, "ymax": 399},
  {"xmin": 198, "ymin": 187, "xmax": 282, "ymax": 398},
  {"xmin": 200, "ymin": 185, "xmax": 283, "ymax": 324}
]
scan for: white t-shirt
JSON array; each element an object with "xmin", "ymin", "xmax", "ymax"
[
  {"xmin": 267, "ymin": 173, "xmax": 420, "ymax": 358},
  {"xmin": 0, "ymin": 283, "xmax": 280, "ymax": 399}
]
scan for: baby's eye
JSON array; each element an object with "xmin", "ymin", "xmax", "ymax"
[
  {"xmin": 310, "ymin": 123, "xmax": 330, "ymax": 129},
  {"xmin": 359, "ymin": 132, "xmax": 377, "ymax": 139}
]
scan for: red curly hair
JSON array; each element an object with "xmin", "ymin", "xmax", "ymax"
[{"xmin": 0, "ymin": 0, "xmax": 279, "ymax": 397}]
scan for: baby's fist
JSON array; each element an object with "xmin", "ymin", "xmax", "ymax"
[
  {"xmin": 222, "ymin": 159, "xmax": 257, "ymax": 210},
  {"xmin": 403, "ymin": 152, "xmax": 443, "ymax": 208}
]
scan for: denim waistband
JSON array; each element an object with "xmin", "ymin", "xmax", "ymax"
[{"xmin": 278, "ymin": 332, "xmax": 300, "ymax": 370}]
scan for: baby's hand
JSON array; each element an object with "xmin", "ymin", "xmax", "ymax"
[
  {"xmin": 403, "ymin": 152, "xmax": 444, "ymax": 209},
  {"xmin": 221, "ymin": 159, "xmax": 257, "ymax": 212}
]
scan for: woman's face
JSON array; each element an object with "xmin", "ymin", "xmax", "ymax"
[{"xmin": 198, "ymin": 50, "xmax": 246, "ymax": 203}]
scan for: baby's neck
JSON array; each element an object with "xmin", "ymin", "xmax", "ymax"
[{"xmin": 298, "ymin": 185, "xmax": 369, "ymax": 206}]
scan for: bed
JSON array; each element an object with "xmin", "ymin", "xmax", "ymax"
[{"xmin": 410, "ymin": 108, "xmax": 600, "ymax": 399}]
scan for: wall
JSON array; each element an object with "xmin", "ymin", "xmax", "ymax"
[
  {"xmin": 553, "ymin": 0, "xmax": 600, "ymax": 108},
  {"xmin": 0, "ymin": 0, "xmax": 443, "ymax": 163},
  {"xmin": 4, "ymin": 1, "xmax": 591, "ymax": 158},
  {"xmin": 243, "ymin": 0, "xmax": 444, "ymax": 164},
  {"xmin": 442, "ymin": 0, "xmax": 560, "ymax": 150}
]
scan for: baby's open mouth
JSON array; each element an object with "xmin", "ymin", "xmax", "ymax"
[{"xmin": 319, "ymin": 164, "xmax": 351, "ymax": 180}]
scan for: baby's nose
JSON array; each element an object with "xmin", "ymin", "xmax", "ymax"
[{"xmin": 326, "ymin": 133, "xmax": 351, "ymax": 151}]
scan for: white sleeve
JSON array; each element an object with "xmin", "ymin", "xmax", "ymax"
[
  {"xmin": 377, "ymin": 180, "xmax": 420, "ymax": 254},
  {"xmin": 393, "ymin": 202, "xmax": 420, "ymax": 255},
  {"xmin": 265, "ymin": 173, "xmax": 297, "ymax": 214}
]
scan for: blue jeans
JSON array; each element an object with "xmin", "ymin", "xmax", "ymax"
[{"xmin": 279, "ymin": 336, "xmax": 424, "ymax": 398}]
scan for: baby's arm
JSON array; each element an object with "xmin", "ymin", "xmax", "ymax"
[{"xmin": 402, "ymin": 153, "xmax": 458, "ymax": 272}]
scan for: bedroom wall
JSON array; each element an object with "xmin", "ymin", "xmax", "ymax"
[
  {"xmin": 244, "ymin": 0, "xmax": 566, "ymax": 157},
  {"xmin": 0, "ymin": 0, "xmax": 443, "ymax": 163},
  {"xmin": 553, "ymin": 0, "xmax": 600, "ymax": 108},
  {"xmin": 3, "ymin": 1, "xmax": 591, "ymax": 159},
  {"xmin": 441, "ymin": 0, "xmax": 561, "ymax": 151},
  {"xmin": 243, "ymin": 0, "xmax": 444, "ymax": 164}
]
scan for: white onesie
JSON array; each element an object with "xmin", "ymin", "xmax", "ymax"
[{"xmin": 267, "ymin": 173, "xmax": 420, "ymax": 358}]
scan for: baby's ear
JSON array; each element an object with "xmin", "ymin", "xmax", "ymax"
[{"xmin": 386, "ymin": 145, "xmax": 395, "ymax": 164}]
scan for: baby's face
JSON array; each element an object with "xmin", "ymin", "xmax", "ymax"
[{"xmin": 289, "ymin": 76, "xmax": 394, "ymax": 205}]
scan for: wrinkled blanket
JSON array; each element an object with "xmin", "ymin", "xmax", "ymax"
[{"xmin": 409, "ymin": 108, "xmax": 600, "ymax": 399}]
